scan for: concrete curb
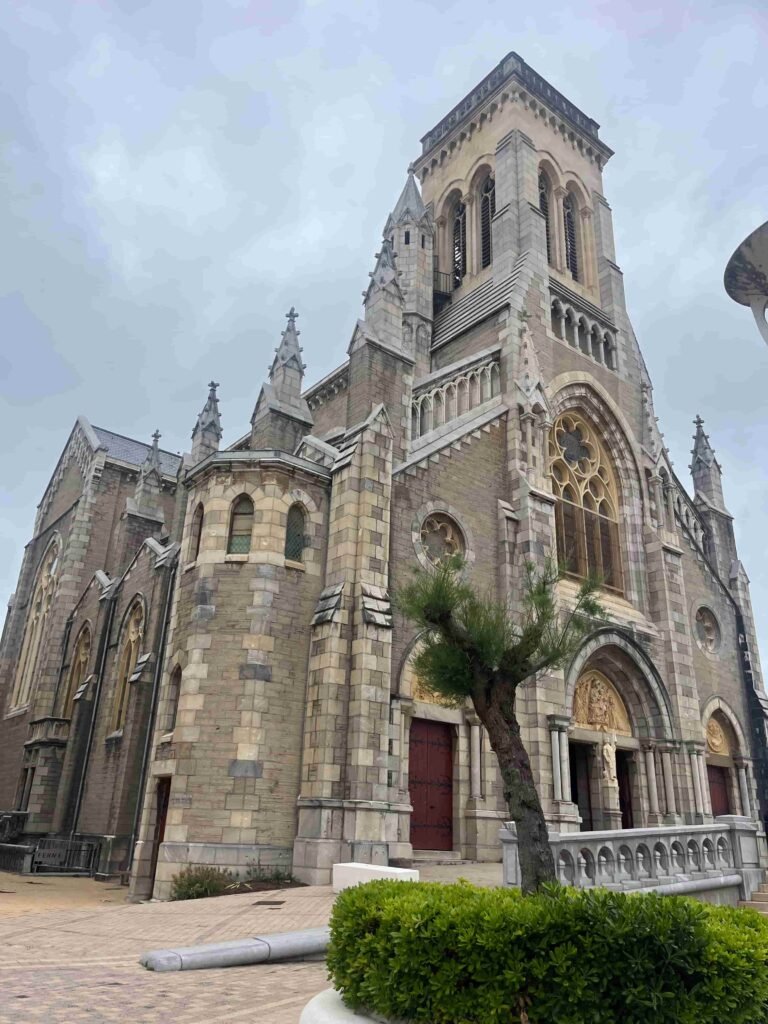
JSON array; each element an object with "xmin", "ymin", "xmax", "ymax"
[
  {"xmin": 140, "ymin": 926, "xmax": 330, "ymax": 971},
  {"xmin": 300, "ymin": 990, "xmax": 379, "ymax": 1023}
]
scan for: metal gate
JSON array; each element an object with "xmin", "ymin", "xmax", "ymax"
[{"xmin": 32, "ymin": 837, "xmax": 98, "ymax": 875}]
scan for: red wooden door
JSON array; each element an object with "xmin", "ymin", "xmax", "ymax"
[
  {"xmin": 409, "ymin": 719, "xmax": 453, "ymax": 851},
  {"xmin": 708, "ymin": 764, "xmax": 731, "ymax": 817}
]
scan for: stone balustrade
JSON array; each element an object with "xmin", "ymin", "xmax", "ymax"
[
  {"xmin": 500, "ymin": 816, "xmax": 767, "ymax": 903},
  {"xmin": 411, "ymin": 352, "xmax": 500, "ymax": 440}
]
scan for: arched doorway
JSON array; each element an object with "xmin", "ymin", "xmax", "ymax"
[
  {"xmin": 570, "ymin": 669, "xmax": 634, "ymax": 831},
  {"xmin": 704, "ymin": 711, "xmax": 741, "ymax": 816}
]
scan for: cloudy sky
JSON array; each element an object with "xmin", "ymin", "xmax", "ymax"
[{"xmin": 1, "ymin": 1, "xmax": 766, "ymax": 649}]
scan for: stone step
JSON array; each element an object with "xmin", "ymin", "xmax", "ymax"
[
  {"xmin": 738, "ymin": 901, "xmax": 768, "ymax": 914},
  {"xmin": 747, "ymin": 890, "xmax": 768, "ymax": 902},
  {"xmin": 411, "ymin": 850, "xmax": 463, "ymax": 864}
]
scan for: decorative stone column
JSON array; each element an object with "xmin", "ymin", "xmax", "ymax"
[
  {"xmin": 580, "ymin": 206, "xmax": 597, "ymax": 291},
  {"xmin": 462, "ymin": 193, "xmax": 475, "ymax": 278},
  {"xmin": 550, "ymin": 726, "xmax": 563, "ymax": 801},
  {"xmin": 735, "ymin": 758, "xmax": 752, "ymax": 817},
  {"xmin": 469, "ymin": 719, "xmax": 482, "ymax": 801},
  {"xmin": 698, "ymin": 752, "xmax": 712, "ymax": 817},
  {"xmin": 660, "ymin": 746, "xmax": 678, "ymax": 821},
  {"xmin": 688, "ymin": 744, "xmax": 704, "ymax": 821},
  {"xmin": 552, "ymin": 187, "xmax": 567, "ymax": 272},
  {"xmin": 643, "ymin": 744, "xmax": 661, "ymax": 823}
]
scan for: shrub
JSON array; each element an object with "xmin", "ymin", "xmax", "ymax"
[
  {"xmin": 328, "ymin": 880, "xmax": 768, "ymax": 1024},
  {"xmin": 169, "ymin": 865, "xmax": 235, "ymax": 901}
]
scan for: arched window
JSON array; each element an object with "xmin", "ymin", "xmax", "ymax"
[
  {"xmin": 10, "ymin": 540, "xmax": 60, "ymax": 709},
  {"xmin": 480, "ymin": 175, "xmax": 496, "ymax": 269},
  {"xmin": 190, "ymin": 503, "xmax": 204, "ymax": 562},
  {"xmin": 64, "ymin": 624, "xmax": 91, "ymax": 717},
  {"xmin": 549, "ymin": 412, "xmax": 622, "ymax": 593},
  {"xmin": 452, "ymin": 199, "xmax": 467, "ymax": 288},
  {"xmin": 563, "ymin": 191, "xmax": 579, "ymax": 280},
  {"xmin": 284, "ymin": 503, "xmax": 307, "ymax": 562},
  {"xmin": 166, "ymin": 665, "xmax": 182, "ymax": 733},
  {"xmin": 227, "ymin": 495, "xmax": 254, "ymax": 554},
  {"xmin": 112, "ymin": 601, "xmax": 144, "ymax": 733},
  {"xmin": 538, "ymin": 171, "xmax": 553, "ymax": 266}
]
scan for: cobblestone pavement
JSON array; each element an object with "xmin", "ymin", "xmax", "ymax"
[{"xmin": 0, "ymin": 862, "xmax": 501, "ymax": 1023}]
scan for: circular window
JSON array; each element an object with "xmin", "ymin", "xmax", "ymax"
[
  {"xmin": 419, "ymin": 513, "xmax": 465, "ymax": 565},
  {"xmin": 695, "ymin": 607, "xmax": 721, "ymax": 653}
]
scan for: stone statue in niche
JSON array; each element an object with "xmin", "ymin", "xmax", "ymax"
[
  {"xmin": 573, "ymin": 671, "xmax": 632, "ymax": 737},
  {"xmin": 602, "ymin": 734, "xmax": 618, "ymax": 787}
]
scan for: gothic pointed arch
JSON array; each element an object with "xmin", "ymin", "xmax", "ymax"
[
  {"xmin": 700, "ymin": 696, "xmax": 747, "ymax": 756},
  {"xmin": 479, "ymin": 173, "xmax": 496, "ymax": 269},
  {"xmin": 538, "ymin": 167, "xmax": 554, "ymax": 266},
  {"xmin": 566, "ymin": 628, "xmax": 675, "ymax": 742},
  {"xmin": 111, "ymin": 598, "xmax": 145, "ymax": 733},
  {"xmin": 284, "ymin": 502, "xmax": 307, "ymax": 562},
  {"xmin": 189, "ymin": 502, "xmax": 204, "ymax": 562},
  {"xmin": 549, "ymin": 409, "xmax": 623, "ymax": 592},
  {"xmin": 548, "ymin": 378, "xmax": 647, "ymax": 608},
  {"xmin": 63, "ymin": 622, "xmax": 92, "ymax": 717},
  {"xmin": 9, "ymin": 537, "xmax": 61, "ymax": 710}
]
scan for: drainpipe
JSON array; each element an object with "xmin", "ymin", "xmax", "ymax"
[
  {"xmin": 126, "ymin": 563, "xmax": 176, "ymax": 873},
  {"xmin": 70, "ymin": 590, "xmax": 117, "ymax": 837}
]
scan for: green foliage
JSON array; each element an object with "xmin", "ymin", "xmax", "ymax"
[
  {"xmin": 169, "ymin": 865, "xmax": 235, "ymax": 901},
  {"xmin": 396, "ymin": 557, "xmax": 605, "ymax": 703},
  {"xmin": 328, "ymin": 880, "xmax": 768, "ymax": 1024}
]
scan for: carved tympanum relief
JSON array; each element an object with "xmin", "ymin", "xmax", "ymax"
[
  {"xmin": 573, "ymin": 670, "xmax": 632, "ymax": 736},
  {"xmin": 706, "ymin": 715, "xmax": 730, "ymax": 756}
]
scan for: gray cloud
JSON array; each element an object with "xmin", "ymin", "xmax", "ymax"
[{"xmin": 1, "ymin": 0, "xmax": 766, "ymax": 652}]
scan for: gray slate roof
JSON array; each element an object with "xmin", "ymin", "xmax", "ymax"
[{"xmin": 93, "ymin": 427, "xmax": 182, "ymax": 476}]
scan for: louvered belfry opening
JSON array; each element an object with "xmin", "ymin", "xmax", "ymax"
[
  {"xmin": 538, "ymin": 171, "xmax": 552, "ymax": 265},
  {"xmin": 452, "ymin": 200, "xmax": 467, "ymax": 288},
  {"xmin": 480, "ymin": 175, "xmax": 496, "ymax": 269},
  {"xmin": 563, "ymin": 191, "xmax": 579, "ymax": 280}
]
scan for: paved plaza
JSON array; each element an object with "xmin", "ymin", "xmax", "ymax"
[{"xmin": 0, "ymin": 863, "xmax": 501, "ymax": 1023}]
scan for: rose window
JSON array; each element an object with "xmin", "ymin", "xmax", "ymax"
[
  {"xmin": 420, "ymin": 514, "xmax": 465, "ymax": 565},
  {"xmin": 696, "ymin": 608, "xmax": 720, "ymax": 653}
]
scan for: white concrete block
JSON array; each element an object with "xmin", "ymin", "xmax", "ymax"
[{"xmin": 332, "ymin": 861, "xmax": 419, "ymax": 893}]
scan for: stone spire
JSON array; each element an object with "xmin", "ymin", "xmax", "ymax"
[
  {"xmin": 690, "ymin": 415, "xmax": 727, "ymax": 512},
  {"xmin": 383, "ymin": 169, "xmax": 428, "ymax": 235},
  {"xmin": 353, "ymin": 237, "xmax": 406, "ymax": 354},
  {"xmin": 191, "ymin": 381, "xmax": 222, "ymax": 465},
  {"xmin": 129, "ymin": 429, "xmax": 165, "ymax": 520},
  {"xmin": 250, "ymin": 308, "xmax": 313, "ymax": 451}
]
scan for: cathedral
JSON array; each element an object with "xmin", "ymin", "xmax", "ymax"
[{"xmin": 1, "ymin": 52, "xmax": 766, "ymax": 899}]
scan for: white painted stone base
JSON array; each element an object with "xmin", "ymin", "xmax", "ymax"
[
  {"xmin": 332, "ymin": 862, "xmax": 419, "ymax": 893},
  {"xmin": 299, "ymin": 990, "xmax": 381, "ymax": 1023}
]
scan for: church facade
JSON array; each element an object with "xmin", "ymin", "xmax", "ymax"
[{"xmin": 1, "ymin": 52, "xmax": 766, "ymax": 898}]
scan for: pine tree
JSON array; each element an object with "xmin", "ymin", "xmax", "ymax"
[{"xmin": 397, "ymin": 557, "xmax": 604, "ymax": 893}]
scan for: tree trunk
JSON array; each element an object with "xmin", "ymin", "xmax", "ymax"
[{"xmin": 473, "ymin": 682, "xmax": 556, "ymax": 893}]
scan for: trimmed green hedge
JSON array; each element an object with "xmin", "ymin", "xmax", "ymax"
[{"xmin": 327, "ymin": 880, "xmax": 768, "ymax": 1024}]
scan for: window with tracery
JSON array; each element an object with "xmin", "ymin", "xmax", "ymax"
[
  {"xmin": 452, "ymin": 200, "xmax": 467, "ymax": 288},
  {"xmin": 538, "ymin": 171, "xmax": 552, "ymax": 266},
  {"xmin": 64, "ymin": 624, "xmax": 91, "ymax": 717},
  {"xmin": 480, "ymin": 175, "xmax": 495, "ymax": 269},
  {"xmin": 420, "ymin": 513, "xmax": 465, "ymax": 565},
  {"xmin": 284, "ymin": 503, "xmax": 307, "ymax": 562},
  {"xmin": 111, "ymin": 601, "xmax": 144, "ymax": 733},
  {"xmin": 10, "ymin": 540, "xmax": 60, "ymax": 709},
  {"xmin": 227, "ymin": 495, "xmax": 254, "ymax": 554},
  {"xmin": 190, "ymin": 503, "xmax": 204, "ymax": 562},
  {"xmin": 563, "ymin": 192, "xmax": 579, "ymax": 281},
  {"xmin": 549, "ymin": 412, "xmax": 622, "ymax": 592}
]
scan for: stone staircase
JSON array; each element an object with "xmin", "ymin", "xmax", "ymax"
[{"xmin": 739, "ymin": 882, "xmax": 768, "ymax": 914}]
